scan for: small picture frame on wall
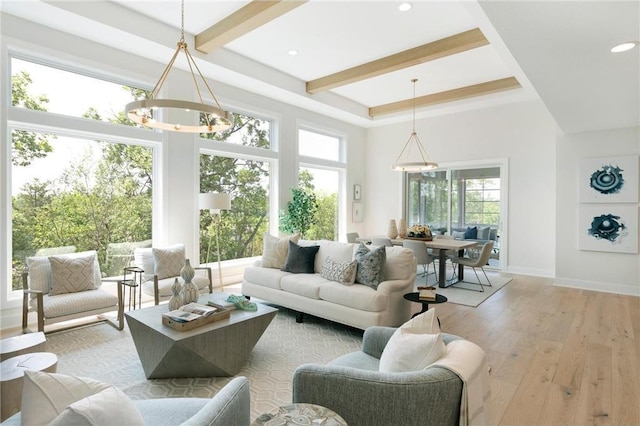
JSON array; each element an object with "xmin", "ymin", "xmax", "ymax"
[
  {"xmin": 353, "ymin": 184, "xmax": 362, "ymax": 201},
  {"xmin": 352, "ymin": 202, "xmax": 363, "ymax": 223}
]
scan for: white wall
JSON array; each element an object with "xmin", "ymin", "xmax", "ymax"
[
  {"xmin": 555, "ymin": 127, "xmax": 640, "ymax": 295},
  {"xmin": 365, "ymin": 100, "xmax": 558, "ymax": 277}
]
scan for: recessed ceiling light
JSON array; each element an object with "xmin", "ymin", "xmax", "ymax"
[
  {"xmin": 611, "ymin": 41, "xmax": 639, "ymax": 53},
  {"xmin": 398, "ymin": 2, "xmax": 412, "ymax": 12},
  {"xmin": 288, "ymin": 50, "xmax": 298, "ymax": 56}
]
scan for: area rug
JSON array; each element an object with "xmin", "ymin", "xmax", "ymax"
[
  {"xmin": 44, "ymin": 307, "xmax": 363, "ymax": 421},
  {"xmin": 414, "ymin": 268, "xmax": 512, "ymax": 307}
]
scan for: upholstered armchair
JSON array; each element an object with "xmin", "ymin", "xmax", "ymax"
[
  {"xmin": 22, "ymin": 250, "xmax": 123, "ymax": 333},
  {"xmin": 292, "ymin": 326, "xmax": 464, "ymax": 426},
  {"xmin": 133, "ymin": 244, "xmax": 212, "ymax": 305}
]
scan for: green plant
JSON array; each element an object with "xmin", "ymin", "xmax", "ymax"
[{"xmin": 279, "ymin": 187, "xmax": 318, "ymax": 238}]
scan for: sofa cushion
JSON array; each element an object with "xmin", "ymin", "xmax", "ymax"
[
  {"xmin": 243, "ymin": 266, "xmax": 289, "ymax": 290},
  {"xmin": 319, "ymin": 282, "xmax": 388, "ymax": 312},
  {"xmin": 464, "ymin": 226, "xmax": 477, "ymax": 239},
  {"xmin": 383, "ymin": 246, "xmax": 416, "ymax": 281},
  {"xmin": 489, "ymin": 228, "xmax": 498, "ymax": 241},
  {"xmin": 477, "ymin": 226, "xmax": 491, "ymax": 240},
  {"xmin": 21, "ymin": 370, "xmax": 112, "ymax": 425},
  {"xmin": 280, "ymin": 274, "xmax": 327, "ymax": 299},
  {"xmin": 452, "ymin": 231, "xmax": 466, "ymax": 240},
  {"xmin": 48, "ymin": 252, "xmax": 97, "ymax": 296},
  {"xmin": 321, "ymin": 256, "xmax": 357, "ymax": 285},
  {"xmin": 49, "ymin": 386, "xmax": 144, "ymax": 426},
  {"xmin": 153, "ymin": 244, "xmax": 185, "ymax": 280},
  {"xmin": 354, "ymin": 243, "xmax": 386, "ymax": 290},
  {"xmin": 314, "ymin": 240, "xmax": 356, "ymax": 274},
  {"xmin": 262, "ymin": 233, "xmax": 300, "ymax": 269},
  {"xmin": 379, "ymin": 308, "xmax": 446, "ymax": 373},
  {"xmin": 282, "ymin": 241, "xmax": 319, "ymax": 273}
]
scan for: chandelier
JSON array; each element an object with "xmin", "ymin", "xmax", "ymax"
[
  {"xmin": 391, "ymin": 79, "xmax": 438, "ymax": 171},
  {"xmin": 125, "ymin": 0, "xmax": 231, "ymax": 133}
]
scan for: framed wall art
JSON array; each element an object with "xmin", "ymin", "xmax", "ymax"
[
  {"xmin": 579, "ymin": 155, "xmax": 639, "ymax": 203},
  {"xmin": 353, "ymin": 184, "xmax": 362, "ymax": 201},
  {"xmin": 352, "ymin": 202, "xmax": 363, "ymax": 223},
  {"xmin": 578, "ymin": 204, "xmax": 638, "ymax": 253}
]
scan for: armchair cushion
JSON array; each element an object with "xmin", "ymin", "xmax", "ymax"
[
  {"xmin": 49, "ymin": 252, "xmax": 97, "ymax": 295},
  {"xmin": 26, "ymin": 251, "xmax": 102, "ymax": 296},
  {"xmin": 31, "ymin": 289, "xmax": 118, "ymax": 319},
  {"xmin": 152, "ymin": 244, "xmax": 185, "ymax": 280}
]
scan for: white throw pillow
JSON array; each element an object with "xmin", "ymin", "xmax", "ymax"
[
  {"xmin": 261, "ymin": 233, "xmax": 299, "ymax": 269},
  {"xmin": 321, "ymin": 256, "xmax": 357, "ymax": 285},
  {"xmin": 379, "ymin": 308, "xmax": 446, "ymax": 373},
  {"xmin": 21, "ymin": 370, "xmax": 112, "ymax": 425},
  {"xmin": 26, "ymin": 251, "xmax": 101, "ymax": 296},
  {"xmin": 48, "ymin": 387, "xmax": 144, "ymax": 426},
  {"xmin": 152, "ymin": 244, "xmax": 185, "ymax": 280},
  {"xmin": 49, "ymin": 252, "xmax": 97, "ymax": 295}
]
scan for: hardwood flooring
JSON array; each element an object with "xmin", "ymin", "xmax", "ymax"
[{"xmin": 435, "ymin": 274, "xmax": 640, "ymax": 425}]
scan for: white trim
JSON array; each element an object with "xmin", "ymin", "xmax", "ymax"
[{"xmin": 554, "ymin": 277, "xmax": 640, "ymax": 297}]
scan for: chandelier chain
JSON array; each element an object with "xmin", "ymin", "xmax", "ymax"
[{"xmin": 180, "ymin": 0, "xmax": 185, "ymax": 42}]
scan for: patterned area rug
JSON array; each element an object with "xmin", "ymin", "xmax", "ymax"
[{"xmin": 45, "ymin": 307, "xmax": 363, "ymax": 420}]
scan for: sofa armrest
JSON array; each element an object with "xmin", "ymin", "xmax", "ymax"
[
  {"xmin": 292, "ymin": 364, "xmax": 462, "ymax": 426},
  {"xmin": 376, "ymin": 276, "xmax": 415, "ymax": 294},
  {"xmin": 361, "ymin": 326, "xmax": 396, "ymax": 358},
  {"xmin": 180, "ymin": 376, "xmax": 250, "ymax": 426}
]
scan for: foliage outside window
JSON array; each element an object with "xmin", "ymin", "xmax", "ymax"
[
  {"xmin": 199, "ymin": 113, "xmax": 272, "ymax": 263},
  {"xmin": 10, "ymin": 59, "xmax": 153, "ymax": 290}
]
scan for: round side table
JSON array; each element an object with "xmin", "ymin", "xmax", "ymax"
[
  {"xmin": 404, "ymin": 292, "xmax": 448, "ymax": 325},
  {"xmin": 253, "ymin": 403, "xmax": 347, "ymax": 426}
]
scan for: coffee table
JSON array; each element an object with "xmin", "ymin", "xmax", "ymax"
[{"xmin": 125, "ymin": 297, "xmax": 278, "ymax": 378}]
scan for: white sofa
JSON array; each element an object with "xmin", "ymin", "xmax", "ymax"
[{"xmin": 242, "ymin": 240, "xmax": 417, "ymax": 330}]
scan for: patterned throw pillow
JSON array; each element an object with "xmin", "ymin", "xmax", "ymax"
[
  {"xmin": 49, "ymin": 252, "xmax": 97, "ymax": 295},
  {"xmin": 261, "ymin": 233, "xmax": 300, "ymax": 269},
  {"xmin": 282, "ymin": 241, "xmax": 320, "ymax": 274},
  {"xmin": 321, "ymin": 256, "xmax": 357, "ymax": 285},
  {"xmin": 354, "ymin": 243, "xmax": 386, "ymax": 290},
  {"xmin": 152, "ymin": 244, "xmax": 185, "ymax": 280}
]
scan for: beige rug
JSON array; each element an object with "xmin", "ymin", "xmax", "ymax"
[
  {"xmin": 44, "ymin": 307, "xmax": 363, "ymax": 421},
  {"xmin": 414, "ymin": 267, "xmax": 512, "ymax": 307}
]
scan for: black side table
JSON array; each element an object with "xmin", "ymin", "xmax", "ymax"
[
  {"xmin": 121, "ymin": 266, "xmax": 144, "ymax": 310},
  {"xmin": 403, "ymin": 292, "xmax": 448, "ymax": 325}
]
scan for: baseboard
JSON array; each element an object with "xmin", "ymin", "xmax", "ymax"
[
  {"xmin": 554, "ymin": 277, "xmax": 640, "ymax": 296},
  {"xmin": 505, "ymin": 266, "xmax": 554, "ymax": 278}
]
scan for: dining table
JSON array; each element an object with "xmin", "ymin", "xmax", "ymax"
[{"xmin": 356, "ymin": 236, "xmax": 478, "ymax": 288}]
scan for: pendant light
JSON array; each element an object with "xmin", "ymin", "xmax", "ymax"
[
  {"xmin": 391, "ymin": 79, "xmax": 438, "ymax": 171},
  {"xmin": 125, "ymin": 0, "xmax": 231, "ymax": 133}
]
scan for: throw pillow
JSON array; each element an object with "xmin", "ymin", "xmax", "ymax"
[
  {"xmin": 464, "ymin": 226, "xmax": 478, "ymax": 239},
  {"xmin": 261, "ymin": 233, "xmax": 300, "ymax": 269},
  {"xmin": 321, "ymin": 256, "xmax": 357, "ymax": 285},
  {"xmin": 49, "ymin": 387, "xmax": 144, "ymax": 426},
  {"xmin": 477, "ymin": 226, "xmax": 491, "ymax": 240},
  {"xmin": 379, "ymin": 308, "xmax": 446, "ymax": 373},
  {"xmin": 26, "ymin": 251, "xmax": 101, "ymax": 295},
  {"xmin": 152, "ymin": 244, "xmax": 185, "ymax": 280},
  {"xmin": 21, "ymin": 370, "xmax": 112, "ymax": 425},
  {"xmin": 49, "ymin": 252, "xmax": 97, "ymax": 296},
  {"xmin": 452, "ymin": 231, "xmax": 466, "ymax": 240},
  {"xmin": 282, "ymin": 241, "xmax": 320, "ymax": 273},
  {"xmin": 354, "ymin": 243, "xmax": 386, "ymax": 290}
]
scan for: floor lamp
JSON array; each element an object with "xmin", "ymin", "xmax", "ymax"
[{"xmin": 199, "ymin": 193, "xmax": 231, "ymax": 291}]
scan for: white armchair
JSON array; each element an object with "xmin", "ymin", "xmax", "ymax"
[
  {"xmin": 133, "ymin": 244, "xmax": 212, "ymax": 305},
  {"xmin": 22, "ymin": 250, "xmax": 123, "ymax": 333}
]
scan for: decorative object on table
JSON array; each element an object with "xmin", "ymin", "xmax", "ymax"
[
  {"xmin": 180, "ymin": 259, "xmax": 199, "ymax": 304},
  {"xmin": 200, "ymin": 192, "xmax": 232, "ymax": 290},
  {"xmin": 391, "ymin": 79, "xmax": 438, "ymax": 171},
  {"xmin": 578, "ymin": 204, "xmax": 638, "ymax": 253},
  {"xmin": 226, "ymin": 294, "xmax": 258, "ymax": 312},
  {"xmin": 579, "ymin": 155, "xmax": 638, "ymax": 203},
  {"xmin": 353, "ymin": 184, "xmax": 362, "ymax": 200},
  {"xmin": 124, "ymin": 0, "xmax": 231, "ymax": 134},
  {"xmin": 397, "ymin": 218, "xmax": 408, "ymax": 238},
  {"xmin": 253, "ymin": 403, "xmax": 347, "ymax": 426},
  {"xmin": 168, "ymin": 278, "xmax": 183, "ymax": 311},
  {"xmin": 387, "ymin": 219, "xmax": 398, "ymax": 239},
  {"xmin": 407, "ymin": 224, "xmax": 433, "ymax": 240}
]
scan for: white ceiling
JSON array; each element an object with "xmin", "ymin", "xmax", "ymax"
[{"xmin": 1, "ymin": 0, "xmax": 638, "ymax": 133}]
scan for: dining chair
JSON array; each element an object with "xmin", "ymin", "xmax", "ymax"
[
  {"xmin": 371, "ymin": 237, "xmax": 393, "ymax": 247},
  {"xmin": 450, "ymin": 241, "xmax": 494, "ymax": 292},
  {"xmin": 402, "ymin": 240, "xmax": 437, "ymax": 284}
]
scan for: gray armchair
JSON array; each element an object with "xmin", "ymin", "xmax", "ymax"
[{"xmin": 292, "ymin": 326, "xmax": 464, "ymax": 426}]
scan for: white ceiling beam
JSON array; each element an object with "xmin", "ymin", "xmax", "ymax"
[
  {"xmin": 195, "ymin": 0, "xmax": 307, "ymax": 53},
  {"xmin": 306, "ymin": 28, "xmax": 489, "ymax": 94}
]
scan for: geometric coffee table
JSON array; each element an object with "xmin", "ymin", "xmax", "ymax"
[{"xmin": 125, "ymin": 297, "xmax": 278, "ymax": 379}]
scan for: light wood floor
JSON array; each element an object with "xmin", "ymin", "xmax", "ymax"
[{"xmin": 435, "ymin": 274, "xmax": 640, "ymax": 426}]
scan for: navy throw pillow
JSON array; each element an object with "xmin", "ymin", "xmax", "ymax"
[
  {"xmin": 282, "ymin": 241, "xmax": 320, "ymax": 273},
  {"xmin": 465, "ymin": 226, "xmax": 478, "ymax": 239}
]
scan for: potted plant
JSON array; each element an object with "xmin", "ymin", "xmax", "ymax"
[{"xmin": 279, "ymin": 187, "xmax": 318, "ymax": 239}]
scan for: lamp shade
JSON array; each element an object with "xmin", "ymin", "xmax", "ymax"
[{"xmin": 199, "ymin": 193, "xmax": 231, "ymax": 211}]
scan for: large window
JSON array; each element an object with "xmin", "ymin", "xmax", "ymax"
[
  {"xmin": 199, "ymin": 112, "xmax": 272, "ymax": 263},
  {"xmin": 10, "ymin": 57, "xmax": 154, "ymax": 291}
]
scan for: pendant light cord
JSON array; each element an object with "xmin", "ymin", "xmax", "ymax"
[{"xmin": 412, "ymin": 78, "xmax": 417, "ymax": 133}]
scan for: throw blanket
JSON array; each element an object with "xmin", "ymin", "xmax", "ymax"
[{"xmin": 430, "ymin": 340, "xmax": 492, "ymax": 426}]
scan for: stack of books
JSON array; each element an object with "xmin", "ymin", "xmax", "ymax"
[
  {"xmin": 417, "ymin": 286, "xmax": 436, "ymax": 301},
  {"xmin": 164, "ymin": 302, "xmax": 218, "ymax": 323}
]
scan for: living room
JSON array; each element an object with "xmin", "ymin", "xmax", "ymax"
[{"xmin": 0, "ymin": 1, "xmax": 638, "ymax": 425}]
